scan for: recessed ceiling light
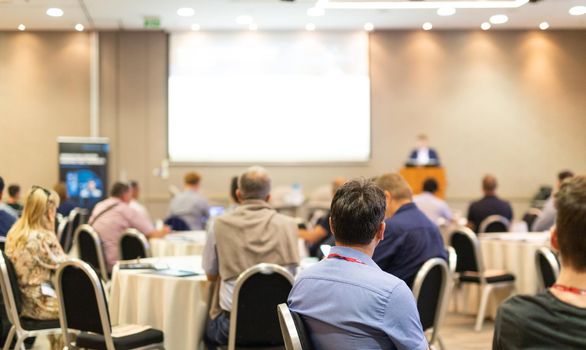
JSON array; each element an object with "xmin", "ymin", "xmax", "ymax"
[
  {"xmin": 177, "ymin": 8, "xmax": 195, "ymax": 17},
  {"xmin": 17, "ymin": 24, "xmax": 25, "ymax": 31},
  {"xmin": 437, "ymin": 7, "xmax": 456, "ymax": 16},
  {"xmin": 307, "ymin": 7, "xmax": 325, "ymax": 17},
  {"xmin": 75, "ymin": 23, "xmax": 84, "ymax": 32},
  {"xmin": 306, "ymin": 23, "xmax": 316, "ymax": 31},
  {"xmin": 249, "ymin": 23, "xmax": 258, "ymax": 31},
  {"xmin": 539, "ymin": 21, "xmax": 549, "ymax": 30},
  {"xmin": 569, "ymin": 6, "xmax": 586, "ymax": 16},
  {"xmin": 364, "ymin": 23, "xmax": 375, "ymax": 32},
  {"xmin": 46, "ymin": 8, "xmax": 64, "ymax": 17},
  {"xmin": 236, "ymin": 15, "xmax": 253, "ymax": 25},
  {"xmin": 422, "ymin": 22, "xmax": 433, "ymax": 31},
  {"xmin": 481, "ymin": 22, "xmax": 491, "ymax": 30},
  {"xmin": 489, "ymin": 14, "xmax": 508, "ymax": 24},
  {"xmin": 191, "ymin": 24, "xmax": 200, "ymax": 31}
]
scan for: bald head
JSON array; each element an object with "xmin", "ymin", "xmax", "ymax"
[
  {"xmin": 482, "ymin": 175, "xmax": 498, "ymax": 195},
  {"xmin": 238, "ymin": 166, "xmax": 271, "ymax": 201}
]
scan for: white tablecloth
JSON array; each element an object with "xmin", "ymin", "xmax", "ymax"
[
  {"xmin": 109, "ymin": 256, "xmax": 209, "ymax": 350},
  {"xmin": 150, "ymin": 231, "xmax": 207, "ymax": 257}
]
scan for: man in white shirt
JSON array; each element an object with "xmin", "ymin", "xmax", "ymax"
[{"xmin": 414, "ymin": 178, "xmax": 452, "ymax": 225}]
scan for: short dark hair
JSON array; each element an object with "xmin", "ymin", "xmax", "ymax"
[
  {"xmin": 8, "ymin": 184, "xmax": 20, "ymax": 198},
  {"xmin": 555, "ymin": 175, "xmax": 586, "ymax": 272},
  {"xmin": 230, "ymin": 176, "xmax": 239, "ymax": 203},
  {"xmin": 0, "ymin": 177, "xmax": 5, "ymax": 194},
  {"xmin": 482, "ymin": 175, "xmax": 497, "ymax": 192},
  {"xmin": 330, "ymin": 178, "xmax": 386, "ymax": 246},
  {"xmin": 558, "ymin": 170, "xmax": 574, "ymax": 183},
  {"xmin": 128, "ymin": 180, "xmax": 139, "ymax": 189},
  {"xmin": 110, "ymin": 182, "xmax": 130, "ymax": 198},
  {"xmin": 422, "ymin": 178, "xmax": 438, "ymax": 193}
]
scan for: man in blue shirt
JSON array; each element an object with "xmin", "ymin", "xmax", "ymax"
[
  {"xmin": 372, "ymin": 173, "xmax": 447, "ymax": 287},
  {"xmin": 288, "ymin": 179, "xmax": 428, "ymax": 350}
]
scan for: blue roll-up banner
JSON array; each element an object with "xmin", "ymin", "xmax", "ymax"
[{"xmin": 58, "ymin": 137, "xmax": 109, "ymax": 210}]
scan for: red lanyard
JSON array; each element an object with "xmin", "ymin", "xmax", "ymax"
[
  {"xmin": 552, "ymin": 284, "xmax": 586, "ymax": 296},
  {"xmin": 328, "ymin": 253, "xmax": 366, "ymax": 265}
]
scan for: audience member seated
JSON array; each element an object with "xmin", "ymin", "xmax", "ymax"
[
  {"xmin": 532, "ymin": 170, "xmax": 574, "ymax": 232},
  {"xmin": 203, "ymin": 166, "xmax": 300, "ymax": 347},
  {"xmin": 372, "ymin": 173, "xmax": 447, "ymax": 287},
  {"xmin": 493, "ymin": 175, "xmax": 586, "ymax": 350},
  {"xmin": 168, "ymin": 171, "xmax": 210, "ymax": 230},
  {"xmin": 53, "ymin": 182, "xmax": 77, "ymax": 217},
  {"xmin": 0, "ymin": 177, "xmax": 17, "ymax": 237},
  {"xmin": 129, "ymin": 180, "xmax": 151, "ymax": 222},
  {"xmin": 288, "ymin": 179, "xmax": 428, "ymax": 350},
  {"xmin": 467, "ymin": 175, "xmax": 513, "ymax": 232},
  {"xmin": 90, "ymin": 182, "xmax": 169, "ymax": 272},
  {"xmin": 5, "ymin": 186, "xmax": 66, "ymax": 349},
  {"xmin": 299, "ymin": 177, "xmax": 346, "ymax": 258},
  {"xmin": 408, "ymin": 134, "xmax": 440, "ymax": 166},
  {"xmin": 414, "ymin": 177, "xmax": 452, "ymax": 225},
  {"xmin": 0, "ymin": 176, "xmax": 18, "ymax": 219},
  {"xmin": 6, "ymin": 184, "xmax": 23, "ymax": 215}
]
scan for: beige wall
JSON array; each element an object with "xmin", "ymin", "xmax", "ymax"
[{"xmin": 0, "ymin": 32, "xmax": 91, "ymax": 191}]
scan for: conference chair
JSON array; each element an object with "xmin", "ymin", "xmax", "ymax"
[
  {"xmin": 61, "ymin": 207, "xmax": 86, "ymax": 253},
  {"xmin": 449, "ymin": 227, "xmax": 516, "ymax": 331},
  {"xmin": 522, "ymin": 208, "xmax": 542, "ymax": 231},
  {"xmin": 163, "ymin": 216, "xmax": 190, "ymax": 231},
  {"xmin": 228, "ymin": 263, "xmax": 294, "ymax": 350},
  {"xmin": 478, "ymin": 215, "xmax": 510, "ymax": 233},
  {"xmin": 0, "ymin": 252, "xmax": 61, "ymax": 350},
  {"xmin": 535, "ymin": 246, "xmax": 560, "ymax": 291},
  {"xmin": 277, "ymin": 304, "xmax": 313, "ymax": 350},
  {"xmin": 74, "ymin": 224, "xmax": 109, "ymax": 282},
  {"xmin": 55, "ymin": 259, "xmax": 165, "ymax": 350},
  {"xmin": 412, "ymin": 258, "xmax": 450, "ymax": 350},
  {"xmin": 119, "ymin": 229, "xmax": 152, "ymax": 261}
]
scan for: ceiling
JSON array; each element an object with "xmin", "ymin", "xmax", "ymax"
[{"xmin": 0, "ymin": 0, "xmax": 585, "ymax": 31}]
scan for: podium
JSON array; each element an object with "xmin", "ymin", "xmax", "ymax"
[{"xmin": 399, "ymin": 167, "xmax": 447, "ymax": 199}]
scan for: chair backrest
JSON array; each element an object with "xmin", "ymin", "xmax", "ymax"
[
  {"xmin": 55, "ymin": 259, "xmax": 114, "ymax": 348},
  {"xmin": 228, "ymin": 263, "xmax": 294, "ymax": 350},
  {"xmin": 0, "ymin": 251, "xmax": 24, "ymax": 329},
  {"xmin": 163, "ymin": 216, "xmax": 190, "ymax": 231},
  {"xmin": 64, "ymin": 208, "xmax": 86, "ymax": 252},
  {"xmin": 119, "ymin": 229, "xmax": 151, "ymax": 260},
  {"xmin": 446, "ymin": 246, "xmax": 457, "ymax": 274},
  {"xmin": 74, "ymin": 224, "xmax": 109, "ymax": 281},
  {"xmin": 412, "ymin": 258, "xmax": 449, "ymax": 344},
  {"xmin": 277, "ymin": 303, "xmax": 313, "ymax": 350},
  {"xmin": 58, "ymin": 219, "xmax": 72, "ymax": 252},
  {"xmin": 449, "ymin": 227, "xmax": 484, "ymax": 275},
  {"xmin": 535, "ymin": 246, "xmax": 560, "ymax": 291},
  {"xmin": 523, "ymin": 208, "xmax": 542, "ymax": 231},
  {"xmin": 478, "ymin": 215, "xmax": 510, "ymax": 233}
]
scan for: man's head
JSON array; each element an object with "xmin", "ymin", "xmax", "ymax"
[
  {"xmin": 482, "ymin": 175, "xmax": 498, "ymax": 196},
  {"xmin": 237, "ymin": 166, "xmax": 271, "ymax": 202},
  {"xmin": 129, "ymin": 180, "xmax": 140, "ymax": 200},
  {"xmin": 8, "ymin": 184, "xmax": 21, "ymax": 202},
  {"xmin": 184, "ymin": 172, "xmax": 201, "ymax": 190},
  {"xmin": 552, "ymin": 175, "xmax": 586, "ymax": 272},
  {"xmin": 0, "ymin": 176, "xmax": 4, "ymax": 201},
  {"xmin": 329, "ymin": 178, "xmax": 386, "ymax": 248},
  {"xmin": 53, "ymin": 182, "xmax": 68, "ymax": 202},
  {"xmin": 557, "ymin": 170, "xmax": 574, "ymax": 188},
  {"xmin": 110, "ymin": 182, "xmax": 132, "ymax": 203},
  {"xmin": 375, "ymin": 173, "xmax": 413, "ymax": 218},
  {"xmin": 417, "ymin": 134, "xmax": 429, "ymax": 149},
  {"xmin": 422, "ymin": 178, "xmax": 439, "ymax": 194}
]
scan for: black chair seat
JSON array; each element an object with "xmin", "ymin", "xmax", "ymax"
[
  {"xmin": 76, "ymin": 328, "xmax": 164, "ymax": 350},
  {"xmin": 459, "ymin": 273, "xmax": 515, "ymax": 284},
  {"xmin": 20, "ymin": 318, "xmax": 60, "ymax": 331}
]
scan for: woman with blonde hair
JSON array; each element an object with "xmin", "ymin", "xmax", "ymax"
[{"xmin": 5, "ymin": 186, "xmax": 67, "ymax": 349}]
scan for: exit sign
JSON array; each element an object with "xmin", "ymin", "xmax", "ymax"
[{"xmin": 144, "ymin": 17, "xmax": 161, "ymax": 29}]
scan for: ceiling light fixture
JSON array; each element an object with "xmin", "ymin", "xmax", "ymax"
[
  {"xmin": 236, "ymin": 15, "xmax": 253, "ymax": 25},
  {"xmin": 539, "ymin": 21, "xmax": 549, "ymax": 30},
  {"xmin": 316, "ymin": 0, "xmax": 529, "ymax": 10},
  {"xmin": 307, "ymin": 7, "xmax": 325, "ymax": 16},
  {"xmin": 481, "ymin": 22, "xmax": 491, "ymax": 30},
  {"xmin": 569, "ymin": 6, "xmax": 586, "ymax": 16},
  {"xmin": 17, "ymin": 24, "xmax": 25, "ymax": 31},
  {"xmin": 46, "ymin": 8, "xmax": 64, "ymax": 17},
  {"xmin": 437, "ymin": 7, "xmax": 456, "ymax": 16},
  {"xmin": 191, "ymin": 24, "xmax": 200, "ymax": 31},
  {"xmin": 422, "ymin": 22, "xmax": 433, "ymax": 31},
  {"xmin": 364, "ymin": 22, "xmax": 375, "ymax": 32},
  {"xmin": 75, "ymin": 23, "xmax": 84, "ymax": 31},
  {"xmin": 177, "ymin": 8, "xmax": 195, "ymax": 17},
  {"xmin": 306, "ymin": 23, "xmax": 316, "ymax": 31},
  {"xmin": 489, "ymin": 14, "xmax": 509, "ymax": 24}
]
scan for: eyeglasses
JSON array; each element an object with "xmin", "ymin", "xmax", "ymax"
[{"xmin": 30, "ymin": 185, "xmax": 51, "ymax": 206}]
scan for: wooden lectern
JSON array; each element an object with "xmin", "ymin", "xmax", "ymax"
[{"xmin": 399, "ymin": 167, "xmax": 447, "ymax": 199}]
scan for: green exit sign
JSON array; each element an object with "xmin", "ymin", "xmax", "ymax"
[{"xmin": 144, "ymin": 17, "xmax": 161, "ymax": 29}]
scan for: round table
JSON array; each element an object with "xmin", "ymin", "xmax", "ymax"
[
  {"xmin": 150, "ymin": 231, "xmax": 207, "ymax": 257},
  {"xmin": 109, "ymin": 256, "xmax": 209, "ymax": 350}
]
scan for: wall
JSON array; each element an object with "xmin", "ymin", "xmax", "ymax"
[{"xmin": 0, "ymin": 32, "xmax": 91, "ymax": 191}]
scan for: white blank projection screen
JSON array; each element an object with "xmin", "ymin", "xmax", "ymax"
[{"xmin": 168, "ymin": 32, "xmax": 371, "ymax": 163}]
